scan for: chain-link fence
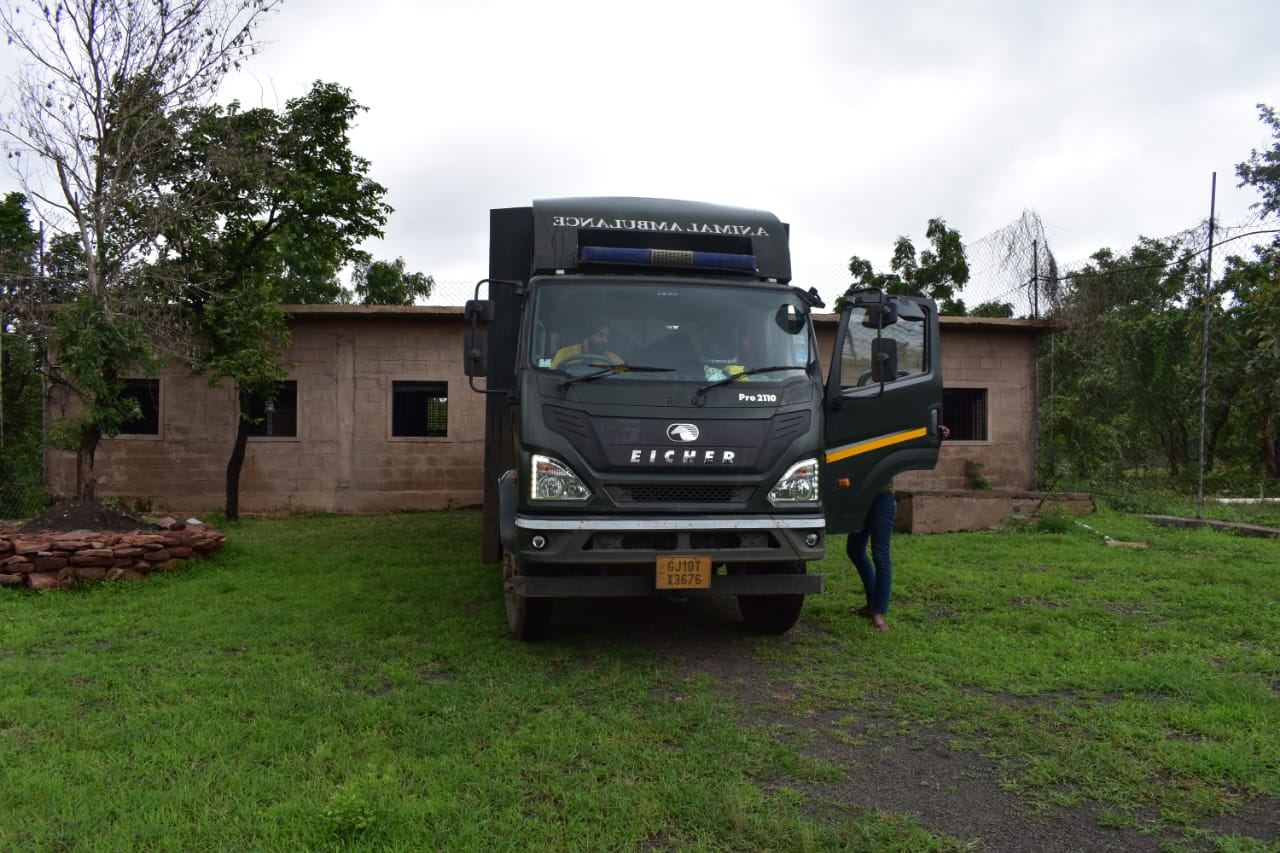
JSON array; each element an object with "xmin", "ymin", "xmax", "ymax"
[
  {"xmin": 425, "ymin": 208, "xmax": 1279, "ymax": 510},
  {"xmin": 6, "ymin": 208, "xmax": 1275, "ymax": 519},
  {"xmin": 1, "ymin": 329, "xmax": 50, "ymax": 520},
  {"xmin": 969, "ymin": 209, "xmax": 1278, "ymax": 507},
  {"xmin": 0, "ymin": 454, "xmax": 46, "ymax": 520}
]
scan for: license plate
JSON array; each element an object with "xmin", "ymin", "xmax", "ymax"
[{"xmin": 656, "ymin": 555, "xmax": 712, "ymax": 590}]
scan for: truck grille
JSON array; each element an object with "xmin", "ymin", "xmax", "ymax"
[
  {"xmin": 585, "ymin": 531, "xmax": 780, "ymax": 552},
  {"xmin": 609, "ymin": 484, "xmax": 756, "ymax": 504}
]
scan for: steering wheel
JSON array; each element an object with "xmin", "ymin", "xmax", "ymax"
[
  {"xmin": 555, "ymin": 352, "xmax": 616, "ymax": 371},
  {"xmin": 856, "ymin": 369, "xmax": 911, "ymax": 386}
]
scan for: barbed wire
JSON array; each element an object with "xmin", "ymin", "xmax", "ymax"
[{"xmin": 422, "ymin": 210, "xmax": 1277, "ymax": 318}]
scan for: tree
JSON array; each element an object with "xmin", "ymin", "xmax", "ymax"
[
  {"xmin": 1, "ymin": 0, "xmax": 281, "ymax": 499},
  {"xmin": 970, "ymin": 300, "xmax": 1015, "ymax": 318},
  {"xmin": 0, "ymin": 192, "xmax": 40, "ymax": 314},
  {"xmin": 168, "ymin": 82, "xmax": 391, "ymax": 519},
  {"xmin": 1231, "ymin": 105, "xmax": 1280, "ymax": 479},
  {"xmin": 0, "ymin": 193, "xmax": 45, "ymax": 515},
  {"xmin": 1219, "ymin": 247, "xmax": 1280, "ymax": 478},
  {"xmin": 1040, "ymin": 238, "xmax": 1215, "ymax": 482},
  {"xmin": 41, "ymin": 233, "xmax": 88, "ymax": 303},
  {"xmin": 1040, "ymin": 104, "xmax": 1280, "ymax": 490},
  {"xmin": 1237, "ymin": 104, "xmax": 1280, "ymax": 219},
  {"xmin": 189, "ymin": 274, "xmax": 292, "ymax": 521},
  {"xmin": 843, "ymin": 217, "xmax": 970, "ymax": 315},
  {"xmin": 351, "ymin": 257, "xmax": 434, "ymax": 305}
]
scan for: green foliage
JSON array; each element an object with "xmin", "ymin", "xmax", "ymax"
[
  {"xmin": 0, "ymin": 332, "xmax": 42, "ymax": 449},
  {"xmin": 0, "ymin": 331, "xmax": 46, "ymax": 518},
  {"xmin": 51, "ymin": 295, "xmax": 160, "ymax": 441},
  {"xmin": 964, "ymin": 459, "xmax": 991, "ymax": 490},
  {"xmin": 321, "ymin": 768, "xmax": 396, "ymax": 843},
  {"xmin": 190, "ymin": 276, "xmax": 291, "ymax": 403},
  {"xmin": 1045, "ymin": 104, "xmax": 1280, "ymax": 490},
  {"xmin": 1236, "ymin": 103, "xmax": 1280, "ymax": 219},
  {"xmin": 970, "ymin": 300, "xmax": 1015, "ymax": 318},
  {"xmin": 168, "ymin": 81, "xmax": 391, "ymax": 309},
  {"xmin": 1, "ymin": 0, "xmax": 282, "ymax": 498},
  {"xmin": 39, "ymin": 234, "xmax": 88, "ymax": 302},
  {"xmin": 0, "ymin": 193, "xmax": 40, "ymax": 311},
  {"xmin": 0, "ymin": 195, "xmax": 44, "ymax": 510},
  {"xmin": 1029, "ymin": 508, "xmax": 1076, "ymax": 533},
  {"xmin": 267, "ymin": 82, "xmax": 392, "ymax": 304},
  {"xmin": 1039, "ymin": 237, "xmax": 1212, "ymax": 482},
  {"xmin": 164, "ymin": 82, "xmax": 390, "ymax": 517},
  {"xmin": 843, "ymin": 217, "xmax": 969, "ymax": 311},
  {"xmin": 1218, "ymin": 245, "xmax": 1280, "ymax": 477},
  {"xmin": 1227, "ymin": 106, "xmax": 1280, "ymax": 479},
  {"xmin": 0, "ymin": 456, "xmax": 46, "ymax": 518},
  {"xmin": 351, "ymin": 256, "xmax": 434, "ymax": 305}
]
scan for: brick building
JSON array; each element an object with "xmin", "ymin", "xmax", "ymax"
[{"xmin": 45, "ymin": 307, "xmax": 1059, "ymax": 527}]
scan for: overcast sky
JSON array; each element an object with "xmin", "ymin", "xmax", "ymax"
[{"xmin": 6, "ymin": 0, "xmax": 1280, "ymax": 303}]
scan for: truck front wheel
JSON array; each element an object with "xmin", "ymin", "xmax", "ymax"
[
  {"xmin": 731, "ymin": 561, "xmax": 806, "ymax": 635},
  {"xmin": 503, "ymin": 552, "xmax": 553, "ymax": 641}
]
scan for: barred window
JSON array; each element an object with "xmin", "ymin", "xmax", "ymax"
[
  {"xmin": 942, "ymin": 388, "xmax": 988, "ymax": 441},
  {"xmin": 119, "ymin": 379, "xmax": 160, "ymax": 435},
  {"xmin": 242, "ymin": 381, "xmax": 298, "ymax": 438},
  {"xmin": 392, "ymin": 381, "xmax": 448, "ymax": 437}
]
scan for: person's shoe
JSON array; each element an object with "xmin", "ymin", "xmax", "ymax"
[
  {"xmin": 850, "ymin": 605, "xmax": 873, "ymax": 618},
  {"xmin": 871, "ymin": 613, "xmax": 890, "ymax": 632}
]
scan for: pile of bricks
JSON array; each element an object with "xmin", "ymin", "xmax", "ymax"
[{"xmin": 0, "ymin": 522, "xmax": 226, "ymax": 589}]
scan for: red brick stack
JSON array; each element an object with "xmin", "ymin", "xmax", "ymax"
[{"xmin": 0, "ymin": 521, "xmax": 226, "ymax": 589}]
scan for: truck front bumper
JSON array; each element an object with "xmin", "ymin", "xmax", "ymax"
[
  {"xmin": 511, "ymin": 571, "xmax": 824, "ymax": 598},
  {"xmin": 510, "ymin": 514, "xmax": 826, "ymax": 598}
]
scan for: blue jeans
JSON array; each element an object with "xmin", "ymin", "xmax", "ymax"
[{"xmin": 847, "ymin": 492, "xmax": 896, "ymax": 615}]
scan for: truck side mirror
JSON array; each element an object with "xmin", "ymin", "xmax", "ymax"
[
  {"xmin": 775, "ymin": 303, "xmax": 805, "ymax": 334},
  {"xmin": 870, "ymin": 338, "xmax": 898, "ymax": 383},
  {"xmin": 464, "ymin": 296, "xmax": 494, "ymax": 379},
  {"xmin": 465, "ymin": 299, "xmax": 495, "ymax": 322},
  {"xmin": 464, "ymin": 331, "xmax": 488, "ymax": 377},
  {"xmin": 861, "ymin": 302, "xmax": 899, "ymax": 328},
  {"xmin": 891, "ymin": 297, "xmax": 925, "ymax": 322}
]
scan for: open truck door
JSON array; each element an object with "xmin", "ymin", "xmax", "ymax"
[{"xmin": 823, "ymin": 291, "xmax": 944, "ymax": 533}]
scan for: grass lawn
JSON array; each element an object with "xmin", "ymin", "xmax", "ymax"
[{"xmin": 1, "ymin": 508, "xmax": 1277, "ymax": 851}]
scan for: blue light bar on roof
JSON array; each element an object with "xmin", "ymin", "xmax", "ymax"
[{"xmin": 579, "ymin": 245, "xmax": 758, "ymax": 273}]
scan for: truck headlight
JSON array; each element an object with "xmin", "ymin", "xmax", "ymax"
[
  {"xmin": 768, "ymin": 458, "xmax": 819, "ymax": 506},
  {"xmin": 530, "ymin": 454, "xmax": 592, "ymax": 501}
]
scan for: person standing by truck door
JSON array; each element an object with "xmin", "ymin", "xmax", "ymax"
[
  {"xmin": 847, "ymin": 483, "xmax": 897, "ymax": 632},
  {"xmin": 848, "ymin": 426, "xmax": 948, "ymax": 632}
]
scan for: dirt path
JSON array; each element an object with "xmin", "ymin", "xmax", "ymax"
[{"xmin": 559, "ymin": 598, "xmax": 1277, "ymax": 852}]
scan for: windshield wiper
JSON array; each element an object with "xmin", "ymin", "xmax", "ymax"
[
  {"xmin": 695, "ymin": 365, "xmax": 805, "ymax": 397},
  {"xmin": 557, "ymin": 362, "xmax": 674, "ymax": 392}
]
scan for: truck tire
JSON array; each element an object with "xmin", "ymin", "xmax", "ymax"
[
  {"xmin": 732, "ymin": 561, "xmax": 806, "ymax": 635},
  {"xmin": 503, "ymin": 551, "xmax": 553, "ymax": 641}
]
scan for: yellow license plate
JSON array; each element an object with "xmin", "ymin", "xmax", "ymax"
[{"xmin": 656, "ymin": 555, "xmax": 712, "ymax": 590}]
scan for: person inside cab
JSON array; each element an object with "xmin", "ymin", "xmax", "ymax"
[
  {"xmin": 551, "ymin": 321, "xmax": 624, "ymax": 369},
  {"xmin": 699, "ymin": 324, "xmax": 746, "ymax": 382}
]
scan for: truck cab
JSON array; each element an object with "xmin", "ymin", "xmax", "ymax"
[{"xmin": 466, "ymin": 198, "xmax": 942, "ymax": 639}]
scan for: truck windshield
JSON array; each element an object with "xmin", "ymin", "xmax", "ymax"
[{"xmin": 528, "ymin": 281, "xmax": 813, "ymax": 383}]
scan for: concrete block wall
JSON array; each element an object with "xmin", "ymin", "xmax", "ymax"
[
  {"xmin": 47, "ymin": 308, "xmax": 1048, "ymax": 515},
  {"xmin": 47, "ymin": 307, "xmax": 486, "ymax": 515},
  {"xmin": 908, "ymin": 319, "xmax": 1040, "ymax": 492}
]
